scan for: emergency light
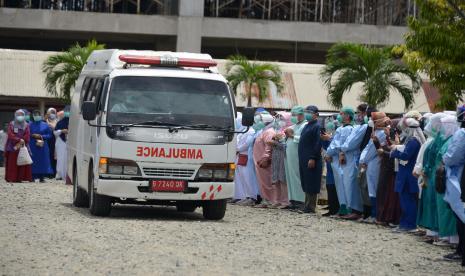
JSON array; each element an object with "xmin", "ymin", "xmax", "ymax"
[{"xmin": 119, "ymin": 55, "xmax": 217, "ymax": 68}]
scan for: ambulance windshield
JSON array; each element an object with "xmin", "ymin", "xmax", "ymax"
[{"xmin": 107, "ymin": 76, "xmax": 234, "ymax": 129}]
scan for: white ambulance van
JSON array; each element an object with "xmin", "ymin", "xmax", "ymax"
[{"xmin": 68, "ymin": 50, "xmax": 254, "ymax": 219}]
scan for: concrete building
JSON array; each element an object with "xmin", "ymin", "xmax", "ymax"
[
  {"xmin": 0, "ymin": 0, "xmax": 411, "ymax": 63},
  {"xmin": 0, "ymin": 48, "xmax": 437, "ymax": 127}
]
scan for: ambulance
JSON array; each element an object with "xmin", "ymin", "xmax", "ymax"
[{"xmin": 68, "ymin": 50, "xmax": 254, "ymax": 219}]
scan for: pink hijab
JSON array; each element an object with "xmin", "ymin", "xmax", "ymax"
[{"xmin": 276, "ymin": 111, "xmax": 293, "ymax": 133}]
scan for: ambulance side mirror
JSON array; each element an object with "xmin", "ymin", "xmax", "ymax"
[
  {"xmin": 241, "ymin": 107, "xmax": 255, "ymax": 127},
  {"xmin": 82, "ymin": 101, "xmax": 97, "ymax": 121}
]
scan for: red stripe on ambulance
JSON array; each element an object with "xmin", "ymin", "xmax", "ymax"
[{"xmin": 136, "ymin": 147, "xmax": 203, "ymax": 160}]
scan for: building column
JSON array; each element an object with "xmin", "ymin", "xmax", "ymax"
[
  {"xmin": 176, "ymin": 0, "xmax": 204, "ymax": 53},
  {"xmin": 39, "ymin": 99, "xmax": 45, "ymax": 115}
]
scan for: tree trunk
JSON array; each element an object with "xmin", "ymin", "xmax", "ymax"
[{"xmin": 247, "ymin": 83, "xmax": 253, "ymax": 107}]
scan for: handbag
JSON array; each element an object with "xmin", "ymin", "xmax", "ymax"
[
  {"xmin": 435, "ymin": 162, "xmax": 446, "ymax": 194},
  {"xmin": 17, "ymin": 146, "xmax": 33, "ymax": 166},
  {"xmin": 237, "ymin": 154, "xmax": 248, "ymax": 166}
]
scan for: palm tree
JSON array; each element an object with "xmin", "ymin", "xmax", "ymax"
[
  {"xmin": 225, "ymin": 55, "xmax": 283, "ymax": 107},
  {"xmin": 42, "ymin": 40, "xmax": 105, "ymax": 103},
  {"xmin": 320, "ymin": 43, "xmax": 421, "ymax": 110}
]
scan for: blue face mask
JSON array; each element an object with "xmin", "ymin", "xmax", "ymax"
[{"xmin": 64, "ymin": 112, "xmax": 70, "ymax": 118}]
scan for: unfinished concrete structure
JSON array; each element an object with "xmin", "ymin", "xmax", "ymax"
[{"xmin": 0, "ymin": 0, "xmax": 411, "ymax": 63}]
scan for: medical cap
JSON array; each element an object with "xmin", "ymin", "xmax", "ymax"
[
  {"xmin": 341, "ymin": 106, "xmax": 355, "ymax": 118},
  {"xmin": 256, "ymin": 107, "xmax": 266, "ymax": 113},
  {"xmin": 291, "ymin": 106, "xmax": 304, "ymax": 115},
  {"xmin": 458, "ymin": 105, "xmax": 465, "ymax": 122}
]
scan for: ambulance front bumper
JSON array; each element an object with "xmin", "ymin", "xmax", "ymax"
[{"xmin": 96, "ymin": 179, "xmax": 234, "ymax": 201}]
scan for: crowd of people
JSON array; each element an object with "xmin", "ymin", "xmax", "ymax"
[
  {"xmin": 3, "ymin": 107, "xmax": 70, "ymax": 184},
  {"xmin": 233, "ymin": 103, "xmax": 465, "ymax": 265}
]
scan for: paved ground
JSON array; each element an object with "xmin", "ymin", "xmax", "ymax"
[{"xmin": 0, "ymin": 169, "xmax": 463, "ymax": 275}]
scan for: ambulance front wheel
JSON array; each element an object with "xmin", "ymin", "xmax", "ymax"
[
  {"xmin": 88, "ymin": 163, "xmax": 112, "ymax": 217},
  {"xmin": 202, "ymin": 199, "xmax": 227, "ymax": 220}
]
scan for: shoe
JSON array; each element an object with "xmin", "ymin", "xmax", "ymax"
[
  {"xmin": 269, "ymin": 203, "xmax": 281, "ymax": 209},
  {"xmin": 444, "ymin": 253, "xmax": 462, "ymax": 261},
  {"xmin": 234, "ymin": 199, "xmax": 247, "ymax": 205},
  {"xmin": 39, "ymin": 179, "xmax": 46, "ymax": 183},
  {"xmin": 241, "ymin": 199, "xmax": 256, "ymax": 207},
  {"xmin": 343, "ymin": 213, "xmax": 362, "ymax": 220},
  {"xmin": 387, "ymin": 223, "xmax": 398, "ymax": 228},
  {"xmin": 298, "ymin": 208, "xmax": 315, "ymax": 214},
  {"xmin": 278, "ymin": 205, "xmax": 291, "ymax": 210},
  {"xmin": 433, "ymin": 240, "xmax": 452, "ymax": 247},
  {"xmin": 254, "ymin": 203, "xmax": 269, "ymax": 208},
  {"xmin": 392, "ymin": 227, "xmax": 416, "ymax": 233},
  {"xmin": 322, "ymin": 212, "xmax": 336, "ymax": 217},
  {"xmin": 228, "ymin": 199, "xmax": 240, "ymax": 204}
]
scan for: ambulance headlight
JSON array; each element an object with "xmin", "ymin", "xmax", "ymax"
[
  {"xmin": 196, "ymin": 163, "xmax": 235, "ymax": 181},
  {"xmin": 197, "ymin": 168, "xmax": 213, "ymax": 179},
  {"xmin": 99, "ymin": 158, "xmax": 141, "ymax": 176}
]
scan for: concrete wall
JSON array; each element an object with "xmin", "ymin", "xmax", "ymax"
[{"xmin": 0, "ymin": 5, "xmax": 407, "ymax": 54}]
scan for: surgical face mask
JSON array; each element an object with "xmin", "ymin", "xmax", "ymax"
[
  {"xmin": 253, "ymin": 122, "xmax": 265, "ymax": 131},
  {"xmin": 25, "ymin": 115, "xmax": 30, "ymax": 122},
  {"xmin": 33, "ymin": 115, "xmax": 42, "ymax": 122},
  {"xmin": 48, "ymin": 114, "xmax": 56, "ymax": 120},
  {"xmin": 368, "ymin": 119, "xmax": 374, "ymax": 128},
  {"xmin": 304, "ymin": 112, "xmax": 313, "ymax": 121},
  {"xmin": 290, "ymin": 116, "xmax": 298, "ymax": 124},
  {"xmin": 337, "ymin": 114, "xmax": 343, "ymax": 124},
  {"xmin": 326, "ymin": 120, "xmax": 335, "ymax": 134},
  {"xmin": 64, "ymin": 112, "xmax": 70, "ymax": 118},
  {"xmin": 278, "ymin": 120, "xmax": 287, "ymax": 128},
  {"xmin": 15, "ymin": 115, "xmax": 25, "ymax": 123},
  {"xmin": 254, "ymin": 115, "xmax": 261, "ymax": 124}
]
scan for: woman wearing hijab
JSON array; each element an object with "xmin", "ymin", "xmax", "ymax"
[
  {"xmin": 4, "ymin": 110, "xmax": 32, "ymax": 182},
  {"xmin": 359, "ymin": 112, "xmax": 389, "ymax": 223},
  {"xmin": 29, "ymin": 110, "xmax": 53, "ymax": 183},
  {"xmin": 390, "ymin": 116, "xmax": 425, "ymax": 232},
  {"xmin": 375, "ymin": 118, "xmax": 401, "ymax": 226},
  {"xmin": 284, "ymin": 106, "xmax": 307, "ymax": 210},
  {"xmin": 270, "ymin": 112, "xmax": 292, "ymax": 208},
  {"xmin": 253, "ymin": 112, "xmax": 278, "ymax": 208},
  {"xmin": 46, "ymin": 107, "xmax": 58, "ymax": 177},
  {"xmin": 234, "ymin": 112, "xmax": 260, "ymax": 206},
  {"xmin": 428, "ymin": 115, "xmax": 459, "ymax": 246},
  {"xmin": 416, "ymin": 113, "xmax": 446, "ymax": 242},
  {"xmin": 54, "ymin": 106, "xmax": 70, "ymax": 181}
]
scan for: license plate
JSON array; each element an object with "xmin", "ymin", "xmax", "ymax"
[{"xmin": 151, "ymin": 180, "xmax": 186, "ymax": 192}]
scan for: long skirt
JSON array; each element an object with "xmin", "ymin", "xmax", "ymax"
[
  {"xmin": 55, "ymin": 138, "xmax": 68, "ymax": 180},
  {"xmin": 4, "ymin": 151, "xmax": 32, "ymax": 182}
]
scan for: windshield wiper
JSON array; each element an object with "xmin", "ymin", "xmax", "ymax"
[
  {"xmin": 168, "ymin": 124, "xmax": 232, "ymax": 133},
  {"xmin": 115, "ymin": 120, "xmax": 181, "ymax": 130}
]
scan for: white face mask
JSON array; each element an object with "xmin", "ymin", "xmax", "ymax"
[
  {"xmin": 278, "ymin": 121, "xmax": 287, "ymax": 128},
  {"xmin": 368, "ymin": 119, "xmax": 374, "ymax": 128}
]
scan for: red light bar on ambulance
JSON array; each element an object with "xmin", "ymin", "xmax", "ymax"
[{"xmin": 119, "ymin": 55, "xmax": 217, "ymax": 68}]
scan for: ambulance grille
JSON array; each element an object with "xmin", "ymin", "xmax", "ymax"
[{"xmin": 143, "ymin": 168, "xmax": 195, "ymax": 178}]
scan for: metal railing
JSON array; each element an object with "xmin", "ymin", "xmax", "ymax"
[
  {"xmin": 204, "ymin": 0, "xmax": 417, "ymax": 26},
  {"xmin": 0, "ymin": 0, "xmax": 178, "ymax": 15}
]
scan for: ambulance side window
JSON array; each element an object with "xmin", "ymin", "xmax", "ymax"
[
  {"xmin": 84, "ymin": 79, "xmax": 97, "ymax": 102},
  {"xmin": 93, "ymin": 79, "xmax": 105, "ymax": 110},
  {"xmin": 79, "ymin": 78, "xmax": 92, "ymax": 112}
]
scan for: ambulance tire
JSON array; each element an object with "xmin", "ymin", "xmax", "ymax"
[
  {"xmin": 202, "ymin": 199, "xmax": 227, "ymax": 220},
  {"xmin": 72, "ymin": 164, "xmax": 89, "ymax": 208},
  {"xmin": 88, "ymin": 163, "xmax": 112, "ymax": 217},
  {"xmin": 176, "ymin": 202, "xmax": 197, "ymax": 213}
]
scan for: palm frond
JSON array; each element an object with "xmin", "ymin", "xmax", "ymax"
[{"xmin": 42, "ymin": 39, "xmax": 104, "ymax": 103}]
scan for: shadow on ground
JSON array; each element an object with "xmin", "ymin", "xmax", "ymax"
[{"xmin": 60, "ymin": 202, "xmax": 222, "ymax": 222}]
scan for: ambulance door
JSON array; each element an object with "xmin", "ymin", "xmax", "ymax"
[{"xmin": 81, "ymin": 78, "xmax": 105, "ymax": 183}]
